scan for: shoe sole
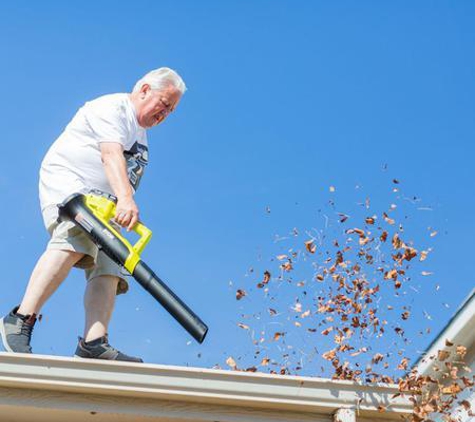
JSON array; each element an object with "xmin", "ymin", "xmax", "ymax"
[
  {"xmin": 0, "ymin": 318, "xmax": 14, "ymax": 353},
  {"xmin": 73, "ymin": 353, "xmax": 143, "ymax": 363},
  {"xmin": 73, "ymin": 354, "xmax": 106, "ymax": 360}
]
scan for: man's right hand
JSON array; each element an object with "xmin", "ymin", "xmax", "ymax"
[
  {"xmin": 114, "ymin": 195, "xmax": 139, "ymax": 232},
  {"xmin": 100, "ymin": 142, "xmax": 139, "ymax": 232}
]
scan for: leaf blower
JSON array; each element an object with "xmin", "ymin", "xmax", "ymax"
[{"xmin": 57, "ymin": 190, "xmax": 208, "ymax": 344}]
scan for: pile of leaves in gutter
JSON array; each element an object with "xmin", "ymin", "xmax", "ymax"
[{"xmin": 225, "ymin": 179, "xmax": 474, "ymax": 422}]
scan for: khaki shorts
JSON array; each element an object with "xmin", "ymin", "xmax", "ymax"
[{"xmin": 42, "ymin": 205, "xmax": 129, "ymax": 295}]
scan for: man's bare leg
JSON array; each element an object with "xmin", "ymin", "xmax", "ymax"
[
  {"xmin": 83, "ymin": 275, "xmax": 119, "ymax": 342},
  {"xmin": 0, "ymin": 249, "xmax": 83, "ymax": 353},
  {"xmin": 78, "ymin": 275, "xmax": 143, "ymax": 362},
  {"xmin": 18, "ymin": 249, "xmax": 85, "ymax": 316}
]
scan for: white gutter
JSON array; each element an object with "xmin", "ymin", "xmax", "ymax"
[{"xmin": 0, "ymin": 353, "xmax": 412, "ymax": 421}]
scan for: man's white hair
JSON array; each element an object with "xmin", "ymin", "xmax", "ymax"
[{"xmin": 133, "ymin": 67, "xmax": 187, "ymax": 95}]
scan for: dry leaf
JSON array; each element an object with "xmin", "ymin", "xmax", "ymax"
[
  {"xmin": 322, "ymin": 349, "xmax": 336, "ymax": 361},
  {"xmin": 305, "ymin": 240, "xmax": 317, "ymax": 253},
  {"xmin": 383, "ymin": 212, "xmax": 395, "ymax": 225},
  {"xmin": 437, "ymin": 350, "xmax": 450, "ymax": 361},
  {"xmin": 236, "ymin": 289, "xmax": 247, "ymax": 300},
  {"xmin": 384, "ymin": 269, "xmax": 398, "ymax": 280},
  {"xmin": 397, "ymin": 357, "xmax": 409, "ymax": 370},
  {"xmin": 339, "ymin": 213, "xmax": 349, "ymax": 223},
  {"xmin": 257, "ymin": 271, "xmax": 271, "ymax": 288},
  {"xmin": 226, "ymin": 356, "xmax": 237, "ymax": 369},
  {"xmin": 456, "ymin": 345, "xmax": 467, "ymax": 358},
  {"xmin": 281, "ymin": 261, "xmax": 293, "ymax": 272},
  {"xmin": 442, "ymin": 383, "xmax": 462, "ymax": 395}
]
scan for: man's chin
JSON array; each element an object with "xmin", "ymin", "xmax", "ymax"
[{"xmin": 139, "ymin": 120, "xmax": 155, "ymax": 129}]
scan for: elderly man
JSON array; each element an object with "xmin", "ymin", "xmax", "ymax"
[{"xmin": 0, "ymin": 67, "xmax": 185, "ymax": 362}]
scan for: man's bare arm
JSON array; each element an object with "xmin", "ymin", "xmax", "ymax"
[{"xmin": 100, "ymin": 142, "xmax": 139, "ymax": 231}]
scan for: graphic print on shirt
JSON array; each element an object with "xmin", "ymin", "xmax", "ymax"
[{"xmin": 124, "ymin": 141, "xmax": 148, "ymax": 191}]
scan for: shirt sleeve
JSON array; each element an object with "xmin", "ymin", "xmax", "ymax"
[{"xmin": 85, "ymin": 98, "xmax": 128, "ymax": 146}]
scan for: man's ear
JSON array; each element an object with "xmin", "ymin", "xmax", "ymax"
[{"xmin": 140, "ymin": 84, "xmax": 151, "ymax": 98}]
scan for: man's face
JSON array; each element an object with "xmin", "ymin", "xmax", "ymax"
[{"xmin": 136, "ymin": 84, "xmax": 182, "ymax": 129}]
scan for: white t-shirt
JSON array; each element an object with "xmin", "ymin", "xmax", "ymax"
[{"xmin": 39, "ymin": 93, "xmax": 148, "ymax": 211}]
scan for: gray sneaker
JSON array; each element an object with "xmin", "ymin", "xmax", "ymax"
[
  {"xmin": 74, "ymin": 335, "xmax": 143, "ymax": 363},
  {"xmin": 0, "ymin": 306, "xmax": 37, "ymax": 353}
]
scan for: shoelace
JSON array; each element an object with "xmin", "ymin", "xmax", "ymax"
[
  {"xmin": 20, "ymin": 321, "xmax": 35, "ymax": 338},
  {"xmin": 103, "ymin": 334, "xmax": 119, "ymax": 351},
  {"xmin": 104, "ymin": 342, "xmax": 120, "ymax": 354},
  {"xmin": 98, "ymin": 338, "xmax": 127, "ymax": 359}
]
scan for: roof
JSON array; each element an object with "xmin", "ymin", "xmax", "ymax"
[
  {"xmin": 414, "ymin": 288, "xmax": 475, "ymax": 375},
  {"xmin": 0, "ymin": 352, "xmax": 412, "ymax": 422}
]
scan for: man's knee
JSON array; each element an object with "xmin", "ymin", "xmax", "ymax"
[
  {"xmin": 88, "ymin": 275, "xmax": 120, "ymax": 289},
  {"xmin": 67, "ymin": 250, "xmax": 87, "ymax": 263}
]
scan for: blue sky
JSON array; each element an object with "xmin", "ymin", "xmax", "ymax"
[{"xmin": 0, "ymin": 1, "xmax": 474, "ymax": 376}]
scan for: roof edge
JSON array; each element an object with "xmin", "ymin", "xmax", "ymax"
[
  {"xmin": 413, "ymin": 288, "xmax": 475, "ymax": 375},
  {"xmin": 0, "ymin": 352, "xmax": 412, "ymax": 417}
]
